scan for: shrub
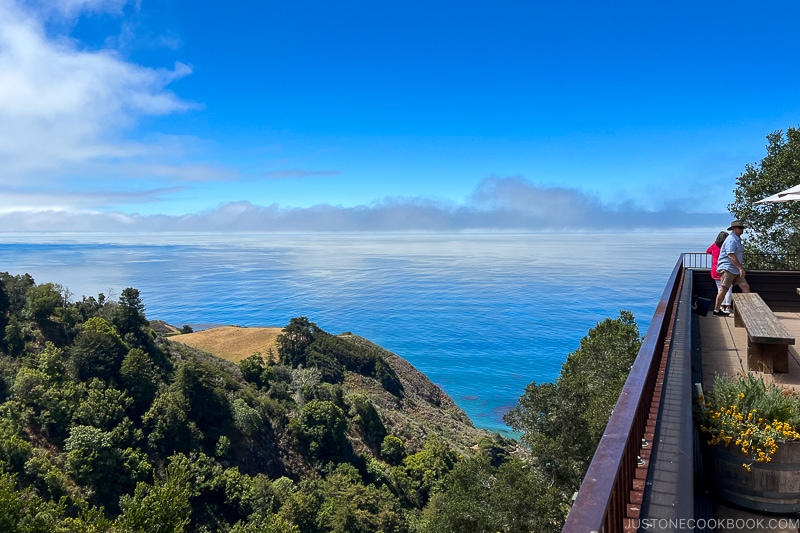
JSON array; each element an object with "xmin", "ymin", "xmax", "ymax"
[
  {"xmin": 380, "ymin": 435, "xmax": 406, "ymax": 466},
  {"xmin": 239, "ymin": 354, "xmax": 267, "ymax": 389},
  {"xmin": 297, "ymin": 400, "xmax": 347, "ymax": 462},
  {"xmin": 348, "ymin": 395, "xmax": 386, "ymax": 450}
]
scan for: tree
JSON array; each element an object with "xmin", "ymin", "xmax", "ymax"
[
  {"xmin": 231, "ymin": 398, "xmax": 264, "ymax": 438},
  {"xmin": 296, "ymin": 400, "xmax": 348, "ymax": 462},
  {"xmin": 72, "ymin": 379, "xmax": 133, "ymax": 431},
  {"xmin": 419, "ymin": 456, "xmax": 563, "ymax": 533},
  {"xmin": 120, "ymin": 348, "xmax": 159, "ymax": 415},
  {"xmin": 0, "ymin": 274, "xmax": 10, "ymax": 337},
  {"xmin": 277, "ymin": 317, "xmax": 317, "ymax": 367},
  {"xmin": 279, "ymin": 481, "xmax": 324, "ymax": 533},
  {"xmin": 12, "ymin": 343, "xmax": 80, "ymax": 444},
  {"xmin": 173, "ymin": 359, "xmax": 232, "ymax": 450},
  {"xmin": 315, "ymin": 463, "xmax": 407, "ymax": 533},
  {"xmin": 24, "ymin": 447, "xmax": 71, "ymax": 502},
  {"xmin": 116, "ymin": 461, "xmax": 192, "ymax": 533},
  {"xmin": 4, "ymin": 316, "xmax": 26, "ymax": 357},
  {"xmin": 729, "ymin": 127, "xmax": 800, "ymax": 261},
  {"xmin": 73, "ymin": 293, "xmax": 106, "ymax": 322},
  {"xmin": 0, "ymin": 467, "xmax": 62, "ymax": 533},
  {"xmin": 142, "ymin": 389, "xmax": 200, "ymax": 457},
  {"xmin": 115, "ymin": 288, "xmax": 148, "ymax": 341},
  {"xmin": 380, "ymin": 435, "xmax": 406, "ymax": 466},
  {"xmin": 239, "ymin": 354, "xmax": 268, "ymax": 389},
  {"xmin": 56, "ymin": 305, "xmax": 83, "ymax": 346},
  {"xmin": 64, "ymin": 425, "xmax": 127, "ymax": 510},
  {"xmin": 25, "ymin": 282, "xmax": 63, "ymax": 327},
  {"xmin": 0, "ymin": 273, "xmax": 35, "ymax": 318},
  {"xmin": 69, "ymin": 317, "xmax": 126, "ymax": 382},
  {"xmin": 0, "ymin": 401, "xmax": 34, "ymax": 476},
  {"xmin": 348, "ymin": 394, "xmax": 386, "ymax": 450},
  {"xmin": 504, "ymin": 311, "xmax": 641, "ymax": 495},
  {"xmin": 391, "ymin": 435, "xmax": 459, "ymax": 507}
]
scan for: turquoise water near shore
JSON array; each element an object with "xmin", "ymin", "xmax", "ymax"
[{"xmin": 0, "ymin": 231, "xmax": 714, "ymax": 434}]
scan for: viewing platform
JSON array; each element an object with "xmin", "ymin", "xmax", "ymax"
[
  {"xmin": 698, "ymin": 312, "xmax": 800, "ymax": 532},
  {"xmin": 562, "ymin": 256, "xmax": 800, "ymax": 533},
  {"xmin": 700, "ymin": 310, "xmax": 800, "ymax": 394}
]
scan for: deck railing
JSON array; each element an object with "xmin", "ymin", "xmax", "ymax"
[
  {"xmin": 682, "ymin": 252, "xmax": 712, "ymax": 269},
  {"xmin": 683, "ymin": 252, "xmax": 800, "ymax": 271},
  {"xmin": 743, "ymin": 252, "xmax": 800, "ymax": 271},
  {"xmin": 561, "ymin": 255, "xmax": 685, "ymax": 532}
]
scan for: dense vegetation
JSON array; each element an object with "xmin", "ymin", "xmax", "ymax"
[
  {"xmin": 729, "ymin": 127, "xmax": 800, "ymax": 265},
  {"xmin": 0, "ymin": 273, "xmax": 640, "ymax": 532}
]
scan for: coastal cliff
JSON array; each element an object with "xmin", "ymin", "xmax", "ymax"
[
  {"xmin": 3, "ymin": 273, "xmax": 636, "ymax": 531},
  {"xmin": 0, "ymin": 274, "xmax": 531, "ymax": 531},
  {"xmin": 167, "ymin": 322, "xmax": 496, "ymax": 463}
]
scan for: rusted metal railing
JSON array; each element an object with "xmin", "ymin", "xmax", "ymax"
[{"xmin": 561, "ymin": 255, "xmax": 685, "ymax": 532}]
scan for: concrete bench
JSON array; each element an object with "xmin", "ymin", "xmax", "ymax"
[{"xmin": 732, "ymin": 292, "xmax": 794, "ymax": 373}]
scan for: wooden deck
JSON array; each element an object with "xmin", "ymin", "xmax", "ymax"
[
  {"xmin": 699, "ymin": 310, "xmax": 800, "ymax": 533},
  {"xmin": 700, "ymin": 309, "xmax": 800, "ymax": 392}
]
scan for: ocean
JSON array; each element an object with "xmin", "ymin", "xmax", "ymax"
[{"xmin": 0, "ymin": 230, "xmax": 714, "ymax": 435}]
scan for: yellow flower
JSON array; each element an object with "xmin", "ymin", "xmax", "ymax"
[{"xmin": 697, "ymin": 375, "xmax": 800, "ymax": 470}]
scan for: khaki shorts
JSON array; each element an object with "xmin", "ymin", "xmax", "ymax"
[{"xmin": 720, "ymin": 270, "xmax": 744, "ymax": 289}]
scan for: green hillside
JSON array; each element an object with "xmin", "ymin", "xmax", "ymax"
[
  {"xmin": 0, "ymin": 274, "xmax": 522, "ymax": 532},
  {"xmin": 0, "ymin": 273, "xmax": 639, "ymax": 532}
]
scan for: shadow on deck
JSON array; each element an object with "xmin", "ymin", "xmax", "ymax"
[{"xmin": 698, "ymin": 311, "xmax": 800, "ymax": 532}]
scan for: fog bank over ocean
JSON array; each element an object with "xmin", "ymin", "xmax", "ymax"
[{"xmin": 0, "ymin": 230, "xmax": 716, "ymax": 434}]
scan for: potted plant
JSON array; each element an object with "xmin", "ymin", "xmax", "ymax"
[{"xmin": 695, "ymin": 373, "xmax": 800, "ymax": 512}]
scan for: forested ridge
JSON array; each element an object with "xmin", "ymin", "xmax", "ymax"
[{"xmin": 0, "ymin": 272, "xmax": 641, "ymax": 532}]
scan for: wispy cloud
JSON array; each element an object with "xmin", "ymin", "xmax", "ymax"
[
  {"xmin": 0, "ymin": 184, "xmax": 186, "ymax": 212},
  {"xmin": 264, "ymin": 169, "xmax": 341, "ymax": 179},
  {"xmin": 26, "ymin": 0, "xmax": 128, "ymax": 19},
  {"xmin": 0, "ymin": 1, "xmax": 732, "ymax": 233},
  {"xmin": 0, "ymin": 177, "xmax": 728, "ymax": 232}
]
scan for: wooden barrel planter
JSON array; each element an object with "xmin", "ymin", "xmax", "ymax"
[{"xmin": 707, "ymin": 440, "xmax": 800, "ymax": 513}]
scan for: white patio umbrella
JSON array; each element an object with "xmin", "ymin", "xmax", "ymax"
[{"xmin": 755, "ymin": 183, "xmax": 800, "ymax": 204}]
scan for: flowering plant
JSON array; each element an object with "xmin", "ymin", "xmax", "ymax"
[{"xmin": 696, "ymin": 373, "xmax": 800, "ymax": 471}]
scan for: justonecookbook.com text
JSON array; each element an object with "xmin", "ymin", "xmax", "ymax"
[{"xmin": 627, "ymin": 517, "xmax": 800, "ymax": 531}]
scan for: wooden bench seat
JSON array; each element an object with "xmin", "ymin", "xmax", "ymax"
[{"xmin": 732, "ymin": 292, "xmax": 794, "ymax": 373}]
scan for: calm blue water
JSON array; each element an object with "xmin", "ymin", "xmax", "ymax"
[{"xmin": 0, "ymin": 231, "xmax": 714, "ymax": 434}]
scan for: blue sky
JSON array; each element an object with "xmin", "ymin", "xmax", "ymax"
[{"xmin": 1, "ymin": 0, "xmax": 798, "ymax": 231}]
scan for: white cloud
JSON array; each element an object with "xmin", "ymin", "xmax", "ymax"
[
  {"xmin": 0, "ymin": 0, "xmax": 200, "ymax": 186},
  {"xmin": 469, "ymin": 175, "xmax": 603, "ymax": 223},
  {"xmin": 27, "ymin": 0, "xmax": 128, "ymax": 19},
  {"xmin": 0, "ymin": 1, "xmax": 731, "ymax": 232},
  {"xmin": 0, "ymin": 177, "xmax": 729, "ymax": 232},
  {"xmin": 55, "ymin": 0, "xmax": 127, "ymax": 17},
  {"xmin": 0, "ymin": 185, "xmax": 185, "ymax": 212},
  {"xmin": 264, "ymin": 169, "xmax": 341, "ymax": 179}
]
